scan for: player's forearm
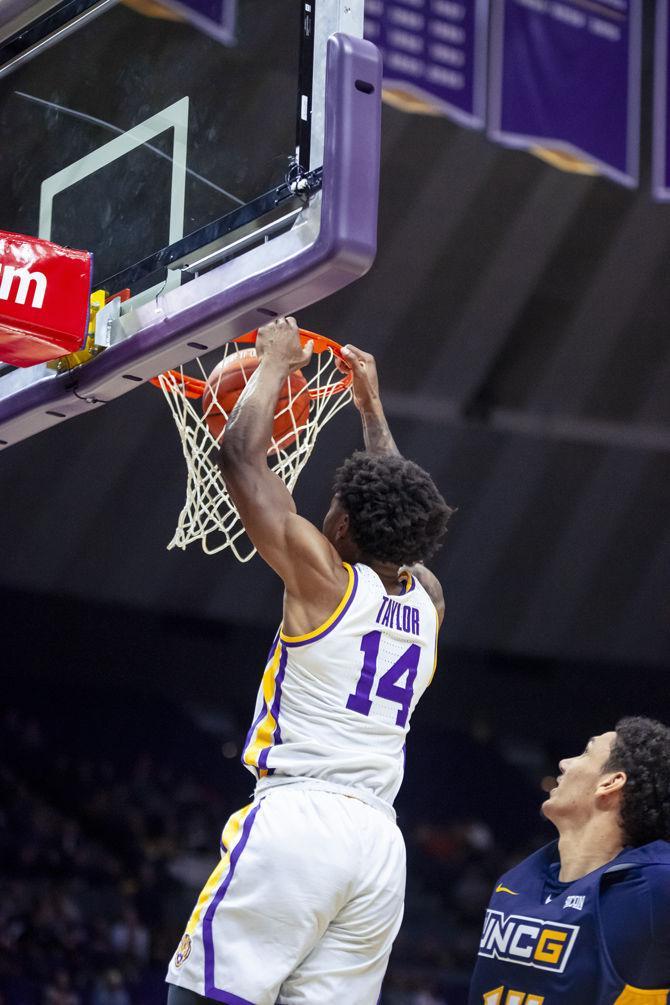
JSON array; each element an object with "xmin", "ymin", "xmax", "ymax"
[
  {"xmin": 406, "ymin": 563, "xmax": 445, "ymax": 624},
  {"xmin": 361, "ymin": 401, "xmax": 400, "ymax": 456},
  {"xmin": 219, "ymin": 358, "xmax": 286, "ymax": 465}
]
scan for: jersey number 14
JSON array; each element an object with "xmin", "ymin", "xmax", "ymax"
[{"xmin": 346, "ymin": 630, "xmax": 420, "ymax": 727}]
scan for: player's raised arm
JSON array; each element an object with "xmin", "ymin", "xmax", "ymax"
[
  {"xmin": 338, "ymin": 343, "xmax": 446, "ymax": 624},
  {"xmin": 218, "ymin": 317, "xmax": 346, "ymax": 602},
  {"xmin": 337, "ymin": 343, "xmax": 400, "ymax": 456}
]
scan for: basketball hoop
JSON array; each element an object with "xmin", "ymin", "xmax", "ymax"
[{"xmin": 152, "ymin": 328, "xmax": 352, "ymax": 560}]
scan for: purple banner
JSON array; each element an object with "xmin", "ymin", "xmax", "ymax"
[
  {"xmin": 363, "ymin": 0, "xmax": 489, "ymax": 129},
  {"xmin": 488, "ymin": 0, "xmax": 642, "ymax": 188},
  {"xmin": 162, "ymin": 0, "xmax": 236, "ymax": 44},
  {"xmin": 653, "ymin": 0, "xmax": 670, "ymax": 200}
]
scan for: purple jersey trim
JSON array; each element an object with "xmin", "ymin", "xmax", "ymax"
[
  {"xmin": 264, "ymin": 630, "xmax": 280, "ymax": 664},
  {"xmin": 203, "ymin": 803, "xmax": 261, "ymax": 1003},
  {"xmin": 258, "ymin": 643, "xmax": 288, "ymax": 773},
  {"xmin": 240, "ymin": 634, "xmax": 281, "ymax": 770},
  {"xmin": 281, "ymin": 565, "xmax": 359, "ymax": 648},
  {"xmin": 241, "ymin": 703, "xmax": 268, "ymax": 767}
]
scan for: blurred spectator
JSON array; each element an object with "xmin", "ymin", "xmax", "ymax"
[
  {"xmin": 43, "ymin": 970, "xmax": 79, "ymax": 1005},
  {"xmin": 110, "ymin": 907, "xmax": 149, "ymax": 963},
  {"xmin": 90, "ymin": 970, "xmax": 131, "ymax": 1005},
  {"xmin": 414, "ymin": 989, "xmax": 448, "ymax": 1005}
]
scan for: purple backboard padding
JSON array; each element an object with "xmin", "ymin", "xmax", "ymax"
[{"xmin": 0, "ymin": 32, "xmax": 382, "ymax": 446}]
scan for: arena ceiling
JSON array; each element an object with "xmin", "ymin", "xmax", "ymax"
[{"xmin": 2, "ymin": 104, "xmax": 669, "ymax": 670}]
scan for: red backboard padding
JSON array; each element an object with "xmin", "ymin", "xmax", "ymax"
[{"xmin": 0, "ymin": 230, "xmax": 92, "ymax": 367}]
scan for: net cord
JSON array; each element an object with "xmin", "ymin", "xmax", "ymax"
[{"xmin": 157, "ymin": 341, "xmax": 351, "ymax": 559}]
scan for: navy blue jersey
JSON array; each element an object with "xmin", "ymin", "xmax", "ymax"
[
  {"xmin": 468, "ymin": 840, "xmax": 670, "ymax": 1005},
  {"xmin": 544, "ymin": 860, "xmax": 670, "ymax": 988}
]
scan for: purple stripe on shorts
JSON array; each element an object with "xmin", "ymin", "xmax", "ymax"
[
  {"xmin": 258, "ymin": 643, "xmax": 287, "ymax": 773},
  {"xmin": 282, "ymin": 565, "xmax": 359, "ymax": 648},
  {"xmin": 203, "ymin": 803, "xmax": 261, "ymax": 1003},
  {"xmin": 205, "ymin": 988, "xmax": 257, "ymax": 1005}
]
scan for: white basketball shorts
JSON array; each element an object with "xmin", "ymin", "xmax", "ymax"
[{"xmin": 165, "ymin": 784, "xmax": 406, "ymax": 1005}]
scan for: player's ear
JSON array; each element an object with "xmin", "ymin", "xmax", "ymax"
[
  {"xmin": 334, "ymin": 509, "xmax": 350, "ymax": 542},
  {"xmin": 596, "ymin": 769, "xmax": 626, "ymax": 804}
]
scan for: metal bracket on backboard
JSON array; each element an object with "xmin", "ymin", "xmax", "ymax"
[{"xmin": 93, "ymin": 297, "xmax": 123, "ymax": 348}]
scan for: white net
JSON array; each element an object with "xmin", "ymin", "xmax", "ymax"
[{"xmin": 156, "ymin": 338, "xmax": 352, "ymax": 560}]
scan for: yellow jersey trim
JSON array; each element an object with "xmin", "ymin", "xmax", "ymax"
[
  {"xmin": 614, "ymin": 987, "xmax": 670, "ymax": 1004},
  {"xmin": 280, "ymin": 562, "xmax": 355, "ymax": 644}
]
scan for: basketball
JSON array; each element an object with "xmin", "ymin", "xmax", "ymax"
[{"xmin": 201, "ymin": 349, "xmax": 310, "ymax": 448}]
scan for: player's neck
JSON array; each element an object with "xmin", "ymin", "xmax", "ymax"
[
  {"xmin": 556, "ymin": 819, "xmax": 625, "ymax": 882},
  {"xmin": 368, "ymin": 559, "xmax": 404, "ymax": 594}
]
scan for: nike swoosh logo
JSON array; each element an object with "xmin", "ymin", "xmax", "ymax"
[{"xmin": 496, "ymin": 884, "xmax": 519, "ymax": 896}]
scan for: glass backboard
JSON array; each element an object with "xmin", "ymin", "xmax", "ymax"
[
  {"xmin": 0, "ymin": 0, "xmax": 382, "ymax": 448},
  {"xmin": 0, "ymin": 0, "xmax": 310, "ymax": 299}
]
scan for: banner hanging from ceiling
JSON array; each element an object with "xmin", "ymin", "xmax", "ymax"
[
  {"xmin": 488, "ymin": 0, "xmax": 642, "ymax": 188},
  {"xmin": 364, "ymin": 0, "xmax": 489, "ymax": 129},
  {"xmin": 653, "ymin": 0, "xmax": 670, "ymax": 200}
]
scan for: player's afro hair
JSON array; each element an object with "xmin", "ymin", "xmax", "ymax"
[
  {"xmin": 603, "ymin": 716, "xmax": 670, "ymax": 846},
  {"xmin": 332, "ymin": 451, "xmax": 454, "ymax": 566}
]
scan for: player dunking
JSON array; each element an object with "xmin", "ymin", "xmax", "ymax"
[
  {"xmin": 469, "ymin": 717, "xmax": 670, "ymax": 1004},
  {"xmin": 166, "ymin": 317, "xmax": 454, "ymax": 1005}
]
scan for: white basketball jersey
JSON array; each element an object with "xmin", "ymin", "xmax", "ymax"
[{"xmin": 242, "ymin": 562, "xmax": 439, "ymax": 807}]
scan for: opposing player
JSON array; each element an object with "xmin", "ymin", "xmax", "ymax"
[
  {"xmin": 166, "ymin": 317, "xmax": 454, "ymax": 1005},
  {"xmin": 469, "ymin": 717, "xmax": 670, "ymax": 1005}
]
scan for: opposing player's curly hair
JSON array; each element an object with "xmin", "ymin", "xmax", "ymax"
[
  {"xmin": 604, "ymin": 717, "xmax": 670, "ymax": 846},
  {"xmin": 332, "ymin": 451, "xmax": 454, "ymax": 565}
]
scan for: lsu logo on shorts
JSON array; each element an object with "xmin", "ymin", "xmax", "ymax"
[
  {"xmin": 478, "ymin": 909, "xmax": 579, "ymax": 973},
  {"xmin": 174, "ymin": 933, "xmax": 192, "ymax": 968}
]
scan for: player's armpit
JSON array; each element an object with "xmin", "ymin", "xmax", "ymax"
[{"xmin": 404, "ymin": 563, "xmax": 445, "ymax": 626}]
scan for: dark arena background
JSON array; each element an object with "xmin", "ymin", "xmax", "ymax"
[{"xmin": 2, "ymin": 2, "xmax": 670, "ymax": 1005}]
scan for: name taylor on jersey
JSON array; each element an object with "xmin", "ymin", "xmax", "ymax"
[{"xmin": 375, "ymin": 596, "xmax": 421, "ymax": 635}]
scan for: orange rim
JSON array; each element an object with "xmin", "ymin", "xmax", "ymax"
[{"xmin": 150, "ymin": 327, "xmax": 352, "ymax": 399}]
